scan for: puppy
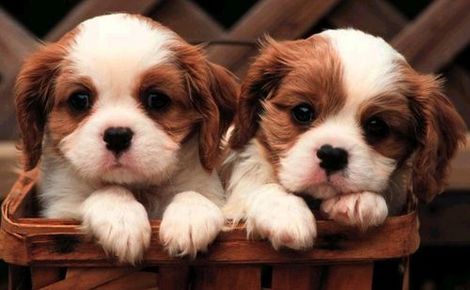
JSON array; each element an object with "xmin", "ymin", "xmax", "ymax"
[
  {"xmin": 15, "ymin": 13, "xmax": 238, "ymax": 263},
  {"xmin": 223, "ymin": 29, "xmax": 466, "ymax": 250}
]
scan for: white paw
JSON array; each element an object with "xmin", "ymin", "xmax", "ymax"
[
  {"xmin": 81, "ymin": 187, "xmax": 151, "ymax": 264},
  {"xmin": 247, "ymin": 184, "xmax": 316, "ymax": 250},
  {"xmin": 159, "ymin": 191, "xmax": 224, "ymax": 258},
  {"xmin": 321, "ymin": 191, "xmax": 388, "ymax": 229}
]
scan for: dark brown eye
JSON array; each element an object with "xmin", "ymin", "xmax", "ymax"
[
  {"xmin": 68, "ymin": 91, "xmax": 91, "ymax": 112},
  {"xmin": 364, "ymin": 117, "xmax": 390, "ymax": 142},
  {"xmin": 292, "ymin": 103, "xmax": 315, "ymax": 124},
  {"xmin": 143, "ymin": 90, "xmax": 170, "ymax": 110}
]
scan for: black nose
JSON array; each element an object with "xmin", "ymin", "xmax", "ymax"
[
  {"xmin": 103, "ymin": 127, "xmax": 133, "ymax": 154},
  {"xmin": 316, "ymin": 144, "xmax": 348, "ymax": 173}
]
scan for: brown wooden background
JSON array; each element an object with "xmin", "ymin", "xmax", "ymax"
[{"xmin": 0, "ymin": 1, "xmax": 469, "ymax": 288}]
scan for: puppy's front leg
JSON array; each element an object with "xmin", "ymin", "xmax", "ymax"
[
  {"xmin": 81, "ymin": 186, "xmax": 151, "ymax": 264},
  {"xmin": 159, "ymin": 191, "xmax": 224, "ymax": 257},
  {"xmin": 320, "ymin": 192, "xmax": 388, "ymax": 230},
  {"xmin": 246, "ymin": 183, "xmax": 317, "ymax": 250}
]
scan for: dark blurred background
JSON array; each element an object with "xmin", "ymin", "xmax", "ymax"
[{"xmin": 0, "ymin": 1, "xmax": 469, "ymax": 289}]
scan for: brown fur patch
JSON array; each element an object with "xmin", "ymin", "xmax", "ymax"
[
  {"xmin": 395, "ymin": 61, "xmax": 466, "ymax": 202},
  {"xmin": 135, "ymin": 64, "xmax": 201, "ymax": 144},
  {"xmin": 46, "ymin": 73, "xmax": 97, "ymax": 155},
  {"xmin": 358, "ymin": 93, "xmax": 417, "ymax": 162},
  {"xmin": 15, "ymin": 26, "xmax": 80, "ymax": 169},
  {"xmin": 171, "ymin": 42, "xmax": 238, "ymax": 170}
]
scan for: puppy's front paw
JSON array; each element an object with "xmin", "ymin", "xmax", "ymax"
[
  {"xmin": 81, "ymin": 187, "xmax": 151, "ymax": 264},
  {"xmin": 247, "ymin": 184, "xmax": 316, "ymax": 250},
  {"xmin": 159, "ymin": 191, "xmax": 224, "ymax": 258},
  {"xmin": 321, "ymin": 191, "xmax": 388, "ymax": 229}
]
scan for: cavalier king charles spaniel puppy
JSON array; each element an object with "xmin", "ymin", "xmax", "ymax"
[
  {"xmin": 15, "ymin": 13, "xmax": 238, "ymax": 263},
  {"xmin": 222, "ymin": 29, "xmax": 466, "ymax": 250}
]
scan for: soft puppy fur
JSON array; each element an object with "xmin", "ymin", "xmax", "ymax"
[
  {"xmin": 223, "ymin": 29, "xmax": 466, "ymax": 250},
  {"xmin": 15, "ymin": 13, "xmax": 238, "ymax": 263}
]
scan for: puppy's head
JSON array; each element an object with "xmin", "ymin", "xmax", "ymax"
[
  {"xmin": 230, "ymin": 29, "xmax": 466, "ymax": 202},
  {"xmin": 16, "ymin": 13, "xmax": 237, "ymax": 185}
]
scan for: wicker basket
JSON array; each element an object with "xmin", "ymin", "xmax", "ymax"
[{"xmin": 0, "ymin": 171, "xmax": 420, "ymax": 290}]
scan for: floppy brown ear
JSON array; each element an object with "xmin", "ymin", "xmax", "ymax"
[
  {"xmin": 229, "ymin": 37, "xmax": 292, "ymax": 149},
  {"xmin": 408, "ymin": 73, "xmax": 466, "ymax": 202},
  {"xmin": 175, "ymin": 43, "xmax": 239, "ymax": 171},
  {"xmin": 15, "ymin": 44, "xmax": 65, "ymax": 170},
  {"xmin": 197, "ymin": 62, "xmax": 239, "ymax": 170}
]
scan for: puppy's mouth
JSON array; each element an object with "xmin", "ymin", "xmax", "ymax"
[
  {"xmin": 109, "ymin": 159, "xmax": 124, "ymax": 168},
  {"xmin": 311, "ymin": 169, "xmax": 342, "ymax": 186},
  {"xmin": 102, "ymin": 152, "xmax": 133, "ymax": 170},
  {"xmin": 298, "ymin": 170, "xmax": 358, "ymax": 199}
]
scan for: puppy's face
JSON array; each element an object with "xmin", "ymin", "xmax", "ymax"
[
  {"xmin": 231, "ymin": 29, "xmax": 466, "ymax": 202},
  {"xmin": 16, "ymin": 14, "xmax": 237, "ymax": 185}
]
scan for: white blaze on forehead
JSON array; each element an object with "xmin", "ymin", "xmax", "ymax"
[
  {"xmin": 319, "ymin": 29, "xmax": 405, "ymax": 110},
  {"xmin": 66, "ymin": 13, "xmax": 176, "ymax": 101}
]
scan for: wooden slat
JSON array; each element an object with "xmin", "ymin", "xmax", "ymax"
[
  {"xmin": 151, "ymin": 0, "xmax": 224, "ymax": 42},
  {"xmin": 1, "ymin": 214, "xmax": 420, "ymax": 266},
  {"xmin": 208, "ymin": 0, "xmax": 341, "ymax": 74},
  {"xmin": 31, "ymin": 267, "xmax": 63, "ymax": 289},
  {"xmin": 445, "ymin": 125, "xmax": 470, "ymax": 191},
  {"xmin": 41, "ymin": 267, "xmax": 134, "ymax": 290},
  {"xmin": 328, "ymin": 0, "xmax": 406, "ymax": 41},
  {"xmin": 3, "ymin": 169, "xmax": 37, "ymax": 220},
  {"xmin": 0, "ymin": 227, "xmax": 29, "ymax": 265},
  {"xmin": 193, "ymin": 265, "xmax": 261, "ymax": 290},
  {"xmin": 444, "ymin": 67, "xmax": 470, "ymax": 127},
  {"xmin": 0, "ymin": 8, "xmax": 38, "ymax": 76},
  {"xmin": 0, "ymin": 8, "xmax": 39, "ymax": 140},
  {"xmin": 44, "ymin": 0, "xmax": 162, "ymax": 42},
  {"xmin": 157, "ymin": 265, "xmax": 189, "ymax": 290},
  {"xmin": 402, "ymin": 258, "xmax": 410, "ymax": 290},
  {"xmin": 94, "ymin": 271, "xmax": 158, "ymax": 290},
  {"xmin": 272, "ymin": 265, "xmax": 322, "ymax": 290},
  {"xmin": 391, "ymin": 0, "xmax": 470, "ymax": 73},
  {"xmin": 0, "ymin": 142, "xmax": 20, "ymax": 199},
  {"xmin": 321, "ymin": 263, "xmax": 374, "ymax": 290}
]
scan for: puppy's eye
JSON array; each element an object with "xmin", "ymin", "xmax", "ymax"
[
  {"xmin": 364, "ymin": 117, "xmax": 390, "ymax": 142},
  {"xmin": 68, "ymin": 91, "xmax": 91, "ymax": 112},
  {"xmin": 144, "ymin": 91, "xmax": 170, "ymax": 110},
  {"xmin": 292, "ymin": 103, "xmax": 315, "ymax": 124}
]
